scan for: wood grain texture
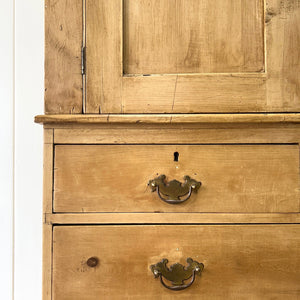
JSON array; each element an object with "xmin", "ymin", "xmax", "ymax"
[
  {"xmin": 35, "ymin": 113, "xmax": 300, "ymax": 125},
  {"xmin": 266, "ymin": 0, "xmax": 300, "ymax": 111},
  {"xmin": 53, "ymin": 125, "xmax": 300, "ymax": 145},
  {"xmin": 43, "ymin": 224, "xmax": 52, "ymax": 300},
  {"xmin": 84, "ymin": 0, "xmax": 300, "ymax": 113},
  {"xmin": 85, "ymin": 0, "xmax": 122, "ymax": 113},
  {"xmin": 122, "ymin": 74, "xmax": 267, "ymax": 113},
  {"xmin": 43, "ymin": 129, "xmax": 54, "ymax": 300},
  {"xmin": 53, "ymin": 225, "xmax": 300, "ymax": 299},
  {"xmin": 53, "ymin": 145, "xmax": 299, "ymax": 213},
  {"xmin": 45, "ymin": 0, "xmax": 83, "ymax": 113},
  {"xmin": 124, "ymin": 0, "xmax": 264, "ymax": 74},
  {"xmin": 46, "ymin": 213, "xmax": 300, "ymax": 225},
  {"xmin": 43, "ymin": 129, "xmax": 53, "ymax": 214}
]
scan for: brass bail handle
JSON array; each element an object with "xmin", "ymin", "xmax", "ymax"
[
  {"xmin": 148, "ymin": 175, "xmax": 201, "ymax": 204},
  {"xmin": 150, "ymin": 258, "xmax": 204, "ymax": 291}
]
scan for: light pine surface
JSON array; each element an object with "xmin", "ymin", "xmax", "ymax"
[
  {"xmin": 53, "ymin": 144, "xmax": 299, "ymax": 213},
  {"xmin": 44, "ymin": 0, "xmax": 83, "ymax": 113},
  {"xmin": 43, "ymin": 129, "xmax": 53, "ymax": 300},
  {"xmin": 53, "ymin": 225, "xmax": 300, "ymax": 299},
  {"xmin": 43, "ymin": 2, "xmax": 300, "ymax": 298},
  {"xmin": 44, "ymin": 0, "xmax": 300, "ymax": 113},
  {"xmin": 43, "ymin": 129, "xmax": 53, "ymax": 214},
  {"xmin": 46, "ymin": 213, "xmax": 300, "ymax": 225},
  {"xmin": 51, "ymin": 124, "xmax": 300, "ymax": 145},
  {"xmin": 85, "ymin": 0, "xmax": 122, "ymax": 113},
  {"xmin": 84, "ymin": 0, "xmax": 300, "ymax": 113},
  {"xmin": 43, "ymin": 225, "xmax": 52, "ymax": 300},
  {"xmin": 123, "ymin": 0, "xmax": 264, "ymax": 74},
  {"xmin": 35, "ymin": 113, "xmax": 300, "ymax": 124},
  {"xmin": 266, "ymin": 0, "xmax": 300, "ymax": 112},
  {"xmin": 43, "ymin": 123, "xmax": 300, "ymax": 299},
  {"xmin": 121, "ymin": 74, "xmax": 268, "ymax": 113}
]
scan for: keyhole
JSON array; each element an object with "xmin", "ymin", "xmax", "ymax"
[{"xmin": 174, "ymin": 152, "xmax": 179, "ymax": 162}]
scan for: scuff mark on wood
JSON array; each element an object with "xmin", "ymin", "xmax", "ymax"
[
  {"xmin": 171, "ymin": 75, "xmax": 178, "ymax": 112},
  {"xmin": 266, "ymin": 8, "xmax": 277, "ymax": 23}
]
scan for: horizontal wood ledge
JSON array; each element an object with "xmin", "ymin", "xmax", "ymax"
[
  {"xmin": 35, "ymin": 114, "xmax": 300, "ymax": 125},
  {"xmin": 45, "ymin": 213, "xmax": 300, "ymax": 225}
]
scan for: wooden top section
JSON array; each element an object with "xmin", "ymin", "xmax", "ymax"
[{"xmin": 35, "ymin": 114, "xmax": 300, "ymax": 124}]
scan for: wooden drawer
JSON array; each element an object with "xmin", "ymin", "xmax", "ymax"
[
  {"xmin": 53, "ymin": 225, "xmax": 300, "ymax": 299},
  {"xmin": 54, "ymin": 144, "xmax": 299, "ymax": 213}
]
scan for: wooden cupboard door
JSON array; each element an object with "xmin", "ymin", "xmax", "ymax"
[
  {"xmin": 53, "ymin": 225, "xmax": 300, "ymax": 299},
  {"xmin": 85, "ymin": 0, "xmax": 300, "ymax": 114}
]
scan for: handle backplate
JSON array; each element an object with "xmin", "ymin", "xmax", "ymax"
[
  {"xmin": 148, "ymin": 175, "xmax": 201, "ymax": 204},
  {"xmin": 150, "ymin": 258, "xmax": 204, "ymax": 291}
]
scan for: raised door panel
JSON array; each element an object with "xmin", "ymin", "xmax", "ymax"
[
  {"xmin": 123, "ymin": 0, "xmax": 264, "ymax": 74},
  {"xmin": 85, "ymin": 0, "xmax": 300, "ymax": 113}
]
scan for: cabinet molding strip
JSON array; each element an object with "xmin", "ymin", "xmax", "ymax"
[
  {"xmin": 35, "ymin": 113, "xmax": 300, "ymax": 124},
  {"xmin": 45, "ymin": 213, "xmax": 300, "ymax": 225}
]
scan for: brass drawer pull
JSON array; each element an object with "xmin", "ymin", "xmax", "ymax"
[
  {"xmin": 150, "ymin": 258, "xmax": 204, "ymax": 291},
  {"xmin": 148, "ymin": 175, "xmax": 201, "ymax": 204}
]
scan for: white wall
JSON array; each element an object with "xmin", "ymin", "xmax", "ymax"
[
  {"xmin": 14, "ymin": 0, "xmax": 44, "ymax": 298},
  {"xmin": 0, "ymin": 1, "xmax": 14, "ymax": 299},
  {"xmin": 1, "ymin": 0, "xmax": 44, "ymax": 299}
]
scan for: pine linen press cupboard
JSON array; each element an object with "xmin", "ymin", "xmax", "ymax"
[{"xmin": 35, "ymin": 0, "xmax": 300, "ymax": 299}]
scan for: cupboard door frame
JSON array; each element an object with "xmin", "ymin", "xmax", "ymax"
[{"xmin": 45, "ymin": 0, "xmax": 83, "ymax": 114}]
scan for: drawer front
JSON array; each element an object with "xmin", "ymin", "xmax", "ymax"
[
  {"xmin": 53, "ymin": 225, "xmax": 300, "ymax": 299},
  {"xmin": 54, "ymin": 144, "xmax": 299, "ymax": 213}
]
